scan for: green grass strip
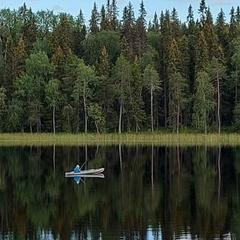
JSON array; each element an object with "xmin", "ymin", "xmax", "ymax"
[{"xmin": 1, "ymin": 133, "xmax": 240, "ymax": 146}]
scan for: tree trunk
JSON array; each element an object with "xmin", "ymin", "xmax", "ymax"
[
  {"xmin": 235, "ymin": 70, "xmax": 238, "ymax": 104},
  {"xmin": 53, "ymin": 105, "xmax": 55, "ymax": 134},
  {"xmin": 217, "ymin": 145, "xmax": 221, "ymax": 203},
  {"xmin": 77, "ymin": 101, "xmax": 79, "ymax": 133},
  {"xmin": 204, "ymin": 109, "xmax": 207, "ymax": 134},
  {"xmin": 151, "ymin": 87, "xmax": 154, "ymax": 132},
  {"xmin": 119, "ymin": 99, "xmax": 123, "ymax": 133},
  {"xmin": 95, "ymin": 121, "xmax": 99, "ymax": 134},
  {"xmin": 83, "ymin": 96, "xmax": 88, "ymax": 133},
  {"xmin": 217, "ymin": 72, "xmax": 221, "ymax": 134},
  {"xmin": 177, "ymin": 101, "xmax": 180, "ymax": 134}
]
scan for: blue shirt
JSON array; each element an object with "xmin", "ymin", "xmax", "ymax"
[{"xmin": 74, "ymin": 166, "xmax": 81, "ymax": 173}]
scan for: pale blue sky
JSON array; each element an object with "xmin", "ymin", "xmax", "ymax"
[{"xmin": 0, "ymin": 0, "xmax": 238, "ymax": 23}]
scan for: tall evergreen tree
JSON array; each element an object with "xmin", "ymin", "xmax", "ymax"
[
  {"xmin": 126, "ymin": 57, "xmax": 145, "ymax": 132},
  {"xmin": 195, "ymin": 31, "xmax": 209, "ymax": 72},
  {"xmin": 151, "ymin": 12, "xmax": 159, "ymax": 32},
  {"xmin": 231, "ymin": 38, "xmax": 240, "ymax": 104},
  {"xmin": 198, "ymin": 0, "xmax": 207, "ymax": 26},
  {"xmin": 89, "ymin": 2, "xmax": 100, "ymax": 34},
  {"xmin": 95, "ymin": 47, "xmax": 115, "ymax": 131},
  {"xmin": 73, "ymin": 10, "xmax": 86, "ymax": 58},
  {"xmin": 203, "ymin": 8, "xmax": 219, "ymax": 60},
  {"xmin": 160, "ymin": 10, "xmax": 173, "ymax": 127},
  {"xmin": 100, "ymin": 5, "xmax": 108, "ymax": 30},
  {"xmin": 50, "ymin": 13, "xmax": 74, "ymax": 55},
  {"xmin": 216, "ymin": 8, "xmax": 229, "ymax": 54},
  {"xmin": 229, "ymin": 7, "xmax": 238, "ymax": 41},
  {"xmin": 21, "ymin": 7, "xmax": 38, "ymax": 54},
  {"xmin": 134, "ymin": 0, "xmax": 147, "ymax": 57},
  {"xmin": 121, "ymin": 3, "xmax": 135, "ymax": 61}
]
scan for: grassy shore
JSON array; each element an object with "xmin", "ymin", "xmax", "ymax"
[{"xmin": 1, "ymin": 132, "xmax": 240, "ymax": 146}]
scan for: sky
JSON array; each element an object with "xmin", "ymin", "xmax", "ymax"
[{"xmin": 0, "ymin": 0, "xmax": 239, "ymax": 23}]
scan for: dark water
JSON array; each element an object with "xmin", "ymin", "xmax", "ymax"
[{"xmin": 0, "ymin": 145, "xmax": 239, "ymax": 239}]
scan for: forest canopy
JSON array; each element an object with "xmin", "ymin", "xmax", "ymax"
[{"xmin": 0, "ymin": 0, "xmax": 240, "ymax": 134}]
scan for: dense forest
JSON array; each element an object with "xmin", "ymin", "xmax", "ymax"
[{"xmin": 0, "ymin": 0, "xmax": 240, "ymax": 134}]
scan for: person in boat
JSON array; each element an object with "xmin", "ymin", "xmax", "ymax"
[{"xmin": 74, "ymin": 164, "xmax": 81, "ymax": 173}]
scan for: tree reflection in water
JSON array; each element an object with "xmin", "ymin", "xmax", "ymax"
[{"xmin": 0, "ymin": 145, "xmax": 239, "ymax": 239}]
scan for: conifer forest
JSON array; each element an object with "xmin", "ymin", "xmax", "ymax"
[{"xmin": 1, "ymin": 0, "xmax": 240, "ymax": 134}]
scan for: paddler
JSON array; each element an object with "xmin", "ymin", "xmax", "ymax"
[{"xmin": 74, "ymin": 164, "xmax": 81, "ymax": 173}]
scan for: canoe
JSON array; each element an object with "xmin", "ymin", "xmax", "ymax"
[{"xmin": 65, "ymin": 167, "xmax": 104, "ymax": 177}]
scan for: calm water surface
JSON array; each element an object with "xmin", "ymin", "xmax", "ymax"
[{"xmin": 0, "ymin": 145, "xmax": 239, "ymax": 240}]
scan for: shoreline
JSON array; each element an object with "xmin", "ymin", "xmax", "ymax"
[{"xmin": 1, "ymin": 132, "xmax": 240, "ymax": 146}]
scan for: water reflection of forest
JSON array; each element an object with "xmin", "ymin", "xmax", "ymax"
[{"xmin": 0, "ymin": 145, "xmax": 239, "ymax": 239}]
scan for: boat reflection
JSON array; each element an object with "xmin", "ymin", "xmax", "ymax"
[{"xmin": 66, "ymin": 173, "xmax": 105, "ymax": 184}]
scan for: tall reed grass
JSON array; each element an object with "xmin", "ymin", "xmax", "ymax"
[{"xmin": 1, "ymin": 133, "xmax": 240, "ymax": 146}]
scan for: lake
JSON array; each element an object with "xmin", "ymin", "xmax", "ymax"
[{"xmin": 0, "ymin": 145, "xmax": 239, "ymax": 239}]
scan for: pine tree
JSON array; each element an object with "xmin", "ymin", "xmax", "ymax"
[
  {"xmin": 216, "ymin": 8, "xmax": 229, "ymax": 53},
  {"xmin": 152, "ymin": 12, "xmax": 159, "ymax": 32},
  {"xmin": 121, "ymin": 3, "xmax": 135, "ymax": 61},
  {"xmin": 195, "ymin": 31, "xmax": 209, "ymax": 72},
  {"xmin": 126, "ymin": 57, "xmax": 145, "ymax": 132},
  {"xmin": 160, "ymin": 10, "xmax": 173, "ymax": 127},
  {"xmin": 89, "ymin": 2, "xmax": 100, "ymax": 34},
  {"xmin": 50, "ymin": 14, "xmax": 74, "ymax": 55},
  {"xmin": 100, "ymin": 5, "xmax": 108, "ymax": 30},
  {"xmin": 22, "ymin": 8, "xmax": 38, "ymax": 54},
  {"xmin": 167, "ymin": 38, "xmax": 188, "ymax": 132},
  {"xmin": 73, "ymin": 10, "xmax": 86, "ymax": 58},
  {"xmin": 95, "ymin": 47, "xmax": 113, "ymax": 131},
  {"xmin": 198, "ymin": 0, "xmax": 207, "ymax": 26},
  {"xmin": 134, "ymin": 0, "xmax": 147, "ymax": 57},
  {"xmin": 203, "ymin": 9, "xmax": 219, "ymax": 60}
]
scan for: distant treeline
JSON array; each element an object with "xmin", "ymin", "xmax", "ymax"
[{"xmin": 0, "ymin": 0, "xmax": 240, "ymax": 133}]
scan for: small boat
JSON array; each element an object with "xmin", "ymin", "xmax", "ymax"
[{"xmin": 65, "ymin": 167, "xmax": 105, "ymax": 177}]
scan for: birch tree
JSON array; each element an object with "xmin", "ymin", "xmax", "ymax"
[{"xmin": 143, "ymin": 64, "xmax": 161, "ymax": 132}]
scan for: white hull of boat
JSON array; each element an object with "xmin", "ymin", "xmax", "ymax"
[{"xmin": 65, "ymin": 167, "xmax": 104, "ymax": 177}]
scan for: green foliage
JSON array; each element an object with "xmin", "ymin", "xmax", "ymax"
[
  {"xmin": 192, "ymin": 71, "xmax": 215, "ymax": 133},
  {"xmin": 88, "ymin": 103, "xmax": 106, "ymax": 133},
  {"xmin": 143, "ymin": 64, "xmax": 161, "ymax": 132},
  {"xmin": 111, "ymin": 54, "xmax": 132, "ymax": 133},
  {"xmin": 45, "ymin": 78, "xmax": 64, "ymax": 133},
  {"xmin": 72, "ymin": 59, "xmax": 98, "ymax": 133},
  {"xmin": 0, "ymin": 87, "xmax": 6, "ymax": 131},
  {"xmin": 233, "ymin": 103, "xmax": 240, "ymax": 130},
  {"xmin": 83, "ymin": 30, "xmax": 120, "ymax": 66},
  {"xmin": 0, "ymin": 1, "xmax": 240, "ymax": 133},
  {"xmin": 168, "ymin": 72, "xmax": 188, "ymax": 133}
]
